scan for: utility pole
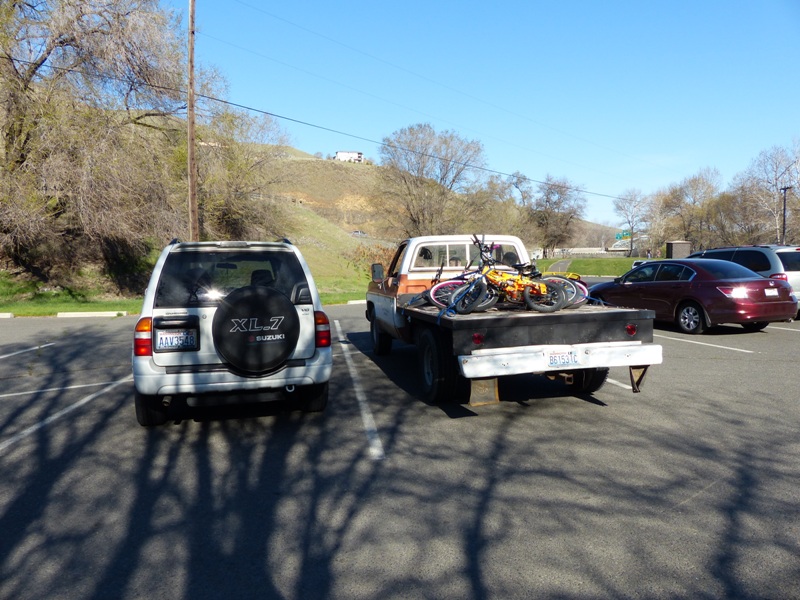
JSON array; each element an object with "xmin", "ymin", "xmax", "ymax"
[
  {"xmin": 187, "ymin": 0, "xmax": 200, "ymax": 241},
  {"xmin": 780, "ymin": 186, "xmax": 792, "ymax": 245}
]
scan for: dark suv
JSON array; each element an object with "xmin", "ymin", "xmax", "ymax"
[
  {"xmin": 132, "ymin": 240, "xmax": 332, "ymax": 426},
  {"xmin": 688, "ymin": 245, "xmax": 800, "ymax": 294}
]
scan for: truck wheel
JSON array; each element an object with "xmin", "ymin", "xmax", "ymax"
[
  {"xmin": 568, "ymin": 368, "xmax": 609, "ymax": 394},
  {"xmin": 135, "ymin": 392, "xmax": 169, "ymax": 427},
  {"xmin": 418, "ymin": 329, "xmax": 469, "ymax": 404},
  {"xmin": 370, "ymin": 311, "xmax": 392, "ymax": 355}
]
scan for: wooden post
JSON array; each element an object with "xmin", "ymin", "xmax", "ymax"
[{"xmin": 187, "ymin": 0, "xmax": 199, "ymax": 241}]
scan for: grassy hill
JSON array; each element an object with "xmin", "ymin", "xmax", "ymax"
[
  {"xmin": 265, "ymin": 155, "xmax": 384, "ymax": 238},
  {"xmin": 0, "ymin": 150, "xmax": 625, "ymax": 313}
]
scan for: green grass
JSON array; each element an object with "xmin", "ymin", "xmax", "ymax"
[{"xmin": 556, "ymin": 257, "xmax": 643, "ymax": 276}]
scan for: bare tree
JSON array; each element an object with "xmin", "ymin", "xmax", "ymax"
[
  {"xmin": 0, "ymin": 0, "xmax": 187, "ymax": 283},
  {"xmin": 376, "ymin": 123, "xmax": 485, "ymax": 236},
  {"xmin": 745, "ymin": 146, "xmax": 799, "ymax": 243},
  {"xmin": 527, "ymin": 174, "xmax": 586, "ymax": 258},
  {"xmin": 613, "ymin": 189, "xmax": 647, "ymax": 257},
  {"xmin": 708, "ymin": 174, "xmax": 772, "ymax": 245},
  {"xmin": 198, "ymin": 109, "xmax": 289, "ymax": 239},
  {"xmin": 662, "ymin": 168, "xmax": 721, "ymax": 249},
  {"xmin": 1, "ymin": 0, "xmax": 184, "ymax": 172}
]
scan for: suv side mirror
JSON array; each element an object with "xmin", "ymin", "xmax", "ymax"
[{"xmin": 370, "ymin": 263, "xmax": 384, "ymax": 282}]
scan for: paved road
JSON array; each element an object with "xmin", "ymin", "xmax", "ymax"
[{"xmin": 1, "ymin": 307, "xmax": 799, "ymax": 599}]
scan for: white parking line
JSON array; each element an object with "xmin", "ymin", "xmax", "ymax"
[
  {"xmin": 653, "ymin": 334, "xmax": 753, "ymax": 353},
  {"xmin": 0, "ymin": 375, "xmax": 132, "ymax": 455},
  {"xmin": 0, "ymin": 381, "xmax": 119, "ymax": 399},
  {"xmin": 767, "ymin": 325, "xmax": 799, "ymax": 332},
  {"xmin": 606, "ymin": 378, "xmax": 631, "ymax": 390},
  {"xmin": 0, "ymin": 342, "xmax": 55, "ymax": 361},
  {"xmin": 333, "ymin": 320, "xmax": 385, "ymax": 461}
]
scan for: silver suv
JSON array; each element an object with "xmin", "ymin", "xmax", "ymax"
[
  {"xmin": 688, "ymin": 245, "xmax": 800, "ymax": 293},
  {"xmin": 132, "ymin": 240, "xmax": 332, "ymax": 426}
]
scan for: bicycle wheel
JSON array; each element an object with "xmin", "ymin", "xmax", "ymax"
[
  {"xmin": 523, "ymin": 280, "xmax": 566, "ymax": 312},
  {"xmin": 476, "ymin": 285, "xmax": 500, "ymax": 311},
  {"xmin": 541, "ymin": 275, "xmax": 589, "ymax": 308},
  {"xmin": 428, "ymin": 280, "xmax": 464, "ymax": 309},
  {"xmin": 566, "ymin": 280, "xmax": 589, "ymax": 308},
  {"xmin": 541, "ymin": 275, "xmax": 579, "ymax": 306},
  {"xmin": 452, "ymin": 280, "xmax": 489, "ymax": 314}
]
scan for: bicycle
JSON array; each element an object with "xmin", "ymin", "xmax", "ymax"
[{"xmin": 447, "ymin": 236, "xmax": 567, "ymax": 313}]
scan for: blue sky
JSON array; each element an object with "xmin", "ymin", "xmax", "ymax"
[{"xmin": 162, "ymin": 0, "xmax": 800, "ymax": 225}]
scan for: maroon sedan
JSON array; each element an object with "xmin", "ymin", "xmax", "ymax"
[{"xmin": 589, "ymin": 258, "xmax": 798, "ymax": 334}]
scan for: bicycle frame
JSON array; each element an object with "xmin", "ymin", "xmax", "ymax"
[{"xmin": 480, "ymin": 264, "xmax": 547, "ymax": 302}]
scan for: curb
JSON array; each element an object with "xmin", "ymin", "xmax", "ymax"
[
  {"xmin": 56, "ymin": 311, "xmax": 128, "ymax": 318},
  {"xmin": 0, "ymin": 313, "xmax": 13, "ymax": 319}
]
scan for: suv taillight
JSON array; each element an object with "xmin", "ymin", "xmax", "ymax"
[
  {"xmin": 134, "ymin": 317, "xmax": 153, "ymax": 357},
  {"xmin": 315, "ymin": 311, "xmax": 331, "ymax": 347},
  {"xmin": 770, "ymin": 273, "xmax": 788, "ymax": 281}
]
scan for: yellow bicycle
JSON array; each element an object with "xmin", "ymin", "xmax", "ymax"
[{"xmin": 448, "ymin": 236, "xmax": 567, "ymax": 313}]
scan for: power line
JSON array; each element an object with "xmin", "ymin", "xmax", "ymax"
[{"xmin": 6, "ymin": 54, "xmax": 625, "ymax": 201}]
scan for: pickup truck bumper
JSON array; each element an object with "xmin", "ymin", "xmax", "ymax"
[{"xmin": 458, "ymin": 341, "xmax": 663, "ymax": 378}]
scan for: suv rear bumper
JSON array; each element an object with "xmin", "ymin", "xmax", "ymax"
[{"xmin": 133, "ymin": 348, "xmax": 332, "ymax": 396}]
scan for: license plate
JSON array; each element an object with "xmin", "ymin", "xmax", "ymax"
[
  {"xmin": 548, "ymin": 350, "xmax": 580, "ymax": 367},
  {"xmin": 764, "ymin": 288, "xmax": 778, "ymax": 297},
  {"xmin": 156, "ymin": 329, "xmax": 198, "ymax": 351}
]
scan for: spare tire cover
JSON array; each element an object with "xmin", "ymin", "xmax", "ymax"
[{"xmin": 212, "ymin": 286, "xmax": 300, "ymax": 375}]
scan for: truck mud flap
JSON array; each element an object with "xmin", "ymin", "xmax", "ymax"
[
  {"xmin": 470, "ymin": 378, "xmax": 499, "ymax": 406},
  {"xmin": 629, "ymin": 365, "xmax": 649, "ymax": 393}
]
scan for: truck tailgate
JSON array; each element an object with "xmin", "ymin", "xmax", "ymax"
[{"xmin": 401, "ymin": 304, "xmax": 656, "ymax": 353}]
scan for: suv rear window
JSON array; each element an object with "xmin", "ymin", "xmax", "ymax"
[
  {"xmin": 154, "ymin": 249, "xmax": 309, "ymax": 308},
  {"xmin": 777, "ymin": 250, "xmax": 800, "ymax": 271},
  {"xmin": 732, "ymin": 249, "xmax": 772, "ymax": 272}
]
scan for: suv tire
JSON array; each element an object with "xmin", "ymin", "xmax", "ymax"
[
  {"xmin": 298, "ymin": 382, "xmax": 329, "ymax": 412},
  {"xmin": 212, "ymin": 286, "xmax": 300, "ymax": 374},
  {"xmin": 135, "ymin": 392, "xmax": 169, "ymax": 427}
]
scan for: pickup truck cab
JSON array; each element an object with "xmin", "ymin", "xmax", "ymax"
[{"xmin": 366, "ymin": 234, "xmax": 663, "ymax": 405}]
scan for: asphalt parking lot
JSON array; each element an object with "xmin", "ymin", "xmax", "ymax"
[{"xmin": 1, "ymin": 305, "xmax": 799, "ymax": 599}]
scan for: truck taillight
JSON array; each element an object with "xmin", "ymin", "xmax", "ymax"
[
  {"xmin": 625, "ymin": 323, "xmax": 638, "ymax": 336},
  {"xmin": 134, "ymin": 317, "xmax": 153, "ymax": 356},
  {"xmin": 315, "ymin": 311, "xmax": 331, "ymax": 347}
]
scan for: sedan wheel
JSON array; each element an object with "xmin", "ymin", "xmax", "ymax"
[{"xmin": 677, "ymin": 301, "xmax": 706, "ymax": 334}]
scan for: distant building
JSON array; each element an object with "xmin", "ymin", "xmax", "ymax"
[{"xmin": 335, "ymin": 151, "xmax": 364, "ymax": 163}]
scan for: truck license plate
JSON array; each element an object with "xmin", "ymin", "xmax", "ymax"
[
  {"xmin": 548, "ymin": 350, "xmax": 580, "ymax": 367},
  {"xmin": 156, "ymin": 329, "xmax": 198, "ymax": 351}
]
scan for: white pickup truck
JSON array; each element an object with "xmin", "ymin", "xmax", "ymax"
[{"xmin": 366, "ymin": 234, "xmax": 663, "ymax": 405}]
